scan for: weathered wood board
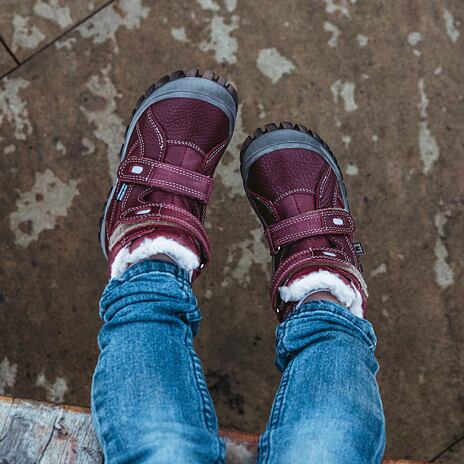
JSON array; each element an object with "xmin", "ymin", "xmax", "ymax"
[
  {"xmin": 0, "ymin": 395, "xmax": 425, "ymax": 463},
  {"xmin": 0, "ymin": 396, "xmax": 102, "ymax": 463}
]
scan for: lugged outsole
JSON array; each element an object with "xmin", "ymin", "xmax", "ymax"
[
  {"xmin": 240, "ymin": 121, "xmax": 343, "ymax": 177},
  {"xmin": 97, "ymin": 69, "xmax": 238, "ymax": 254},
  {"xmin": 239, "ymin": 121, "xmax": 351, "ymax": 212}
]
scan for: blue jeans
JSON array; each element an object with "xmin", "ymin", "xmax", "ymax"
[{"xmin": 92, "ymin": 260, "xmax": 385, "ymax": 463}]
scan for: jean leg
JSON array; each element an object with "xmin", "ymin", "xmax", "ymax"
[
  {"xmin": 91, "ymin": 260, "xmax": 224, "ymax": 464},
  {"xmin": 258, "ymin": 301, "xmax": 386, "ymax": 464}
]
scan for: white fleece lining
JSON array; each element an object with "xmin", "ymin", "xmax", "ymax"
[
  {"xmin": 279, "ymin": 269, "xmax": 364, "ymax": 318},
  {"xmin": 111, "ymin": 236, "xmax": 200, "ymax": 279}
]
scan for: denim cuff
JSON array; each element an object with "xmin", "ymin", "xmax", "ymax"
[
  {"xmin": 101, "ymin": 258, "xmax": 200, "ymax": 329},
  {"xmin": 275, "ymin": 300, "xmax": 377, "ymax": 372},
  {"xmin": 116, "ymin": 259, "xmax": 191, "ymax": 285}
]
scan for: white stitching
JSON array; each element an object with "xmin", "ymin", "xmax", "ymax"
[
  {"xmin": 205, "ymin": 139, "xmax": 228, "ymax": 168},
  {"xmin": 343, "ymin": 235, "xmax": 357, "ymax": 261},
  {"xmin": 318, "ymin": 167, "xmax": 332, "ymax": 199},
  {"xmin": 273, "ymin": 225, "xmax": 353, "ymax": 247},
  {"xmin": 147, "ymin": 109, "xmax": 165, "ymax": 152},
  {"xmin": 274, "ymin": 188, "xmax": 315, "ymax": 204},
  {"xmin": 127, "ymin": 139, "xmax": 139, "ymax": 157},
  {"xmin": 332, "ymin": 183, "xmax": 338, "ymax": 207},
  {"xmin": 120, "ymin": 158, "xmax": 211, "ymax": 184},
  {"xmin": 166, "ymin": 139, "xmax": 205, "ymax": 156},
  {"xmin": 270, "ymin": 209, "xmax": 354, "ymax": 232},
  {"xmin": 136, "ymin": 123, "xmax": 145, "ymax": 156},
  {"xmin": 126, "ymin": 179, "xmax": 207, "ymax": 199},
  {"xmin": 253, "ymin": 196, "xmax": 278, "ymax": 221}
]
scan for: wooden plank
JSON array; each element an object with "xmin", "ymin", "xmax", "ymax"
[
  {"xmin": 0, "ymin": 395, "xmax": 425, "ymax": 463},
  {"xmin": 0, "ymin": 396, "xmax": 102, "ymax": 463}
]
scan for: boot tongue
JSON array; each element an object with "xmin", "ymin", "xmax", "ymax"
[{"xmin": 274, "ymin": 192, "xmax": 331, "ymax": 253}]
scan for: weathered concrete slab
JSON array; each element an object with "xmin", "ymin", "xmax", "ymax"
[
  {"xmin": 0, "ymin": 42, "xmax": 16, "ymax": 76},
  {"xmin": 0, "ymin": 0, "xmax": 463, "ymax": 461},
  {"xmin": 435, "ymin": 438, "xmax": 464, "ymax": 464},
  {"xmin": 0, "ymin": 0, "xmax": 108, "ymax": 61}
]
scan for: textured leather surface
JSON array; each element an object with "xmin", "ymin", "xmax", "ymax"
[
  {"xmin": 244, "ymin": 146, "xmax": 367, "ymax": 318},
  {"xmin": 104, "ymin": 95, "xmax": 232, "ymax": 275}
]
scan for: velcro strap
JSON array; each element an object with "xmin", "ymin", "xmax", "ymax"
[
  {"xmin": 265, "ymin": 208, "xmax": 355, "ymax": 253},
  {"xmin": 117, "ymin": 157, "xmax": 213, "ymax": 202}
]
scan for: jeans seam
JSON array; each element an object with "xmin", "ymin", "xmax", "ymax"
[
  {"xmin": 259, "ymin": 359, "xmax": 294, "ymax": 464},
  {"xmin": 184, "ymin": 327, "xmax": 217, "ymax": 436},
  {"xmin": 213, "ymin": 437, "xmax": 226, "ymax": 464},
  {"xmin": 90, "ymin": 388, "xmax": 105, "ymax": 458},
  {"xmin": 188, "ymin": 347, "xmax": 224, "ymax": 463}
]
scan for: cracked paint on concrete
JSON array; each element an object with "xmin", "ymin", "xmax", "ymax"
[
  {"xmin": 171, "ymin": 26, "xmax": 189, "ymax": 42},
  {"xmin": 256, "ymin": 48, "xmax": 295, "ymax": 84},
  {"xmin": 324, "ymin": 21, "xmax": 340, "ymax": 47},
  {"xmin": 55, "ymin": 139, "xmax": 66, "ymax": 155},
  {"xmin": 345, "ymin": 162, "xmax": 358, "ymax": 176},
  {"xmin": 408, "ymin": 31, "xmax": 422, "ymax": 56},
  {"xmin": 36, "ymin": 372, "xmax": 69, "ymax": 403},
  {"xmin": 33, "ymin": 0, "xmax": 73, "ymax": 29},
  {"xmin": 0, "ymin": 77, "xmax": 32, "ymax": 140},
  {"xmin": 224, "ymin": 0, "xmax": 237, "ymax": 13},
  {"xmin": 199, "ymin": 14, "xmax": 239, "ymax": 64},
  {"xmin": 78, "ymin": 0, "xmax": 150, "ymax": 53},
  {"xmin": 443, "ymin": 8, "xmax": 460, "ymax": 44},
  {"xmin": 4, "ymin": 144, "xmax": 16, "ymax": 154},
  {"xmin": 216, "ymin": 104, "xmax": 246, "ymax": 197},
  {"xmin": 9, "ymin": 169, "xmax": 79, "ymax": 247},
  {"xmin": 408, "ymin": 31, "xmax": 422, "ymax": 46},
  {"xmin": 418, "ymin": 78, "xmax": 439, "ymax": 174},
  {"xmin": 10, "ymin": 14, "xmax": 45, "ymax": 53},
  {"xmin": 324, "ymin": 0, "xmax": 355, "ymax": 19},
  {"xmin": 331, "ymin": 79, "xmax": 358, "ymax": 112},
  {"xmin": 80, "ymin": 65, "xmax": 123, "ymax": 179},
  {"xmin": 197, "ymin": 0, "xmax": 220, "ymax": 11},
  {"xmin": 81, "ymin": 137, "xmax": 95, "ymax": 155},
  {"xmin": 357, "ymin": 34, "xmax": 368, "ymax": 47},
  {"xmin": 434, "ymin": 210, "xmax": 454, "ymax": 290},
  {"xmin": 54, "ymin": 36, "xmax": 77, "ymax": 50},
  {"xmin": 0, "ymin": 358, "xmax": 17, "ymax": 395},
  {"xmin": 342, "ymin": 134, "xmax": 351, "ymax": 148},
  {"xmin": 223, "ymin": 227, "xmax": 270, "ymax": 286},
  {"xmin": 371, "ymin": 263, "xmax": 387, "ymax": 277}
]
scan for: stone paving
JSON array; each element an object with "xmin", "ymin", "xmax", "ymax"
[{"xmin": 0, "ymin": 1, "xmax": 463, "ymax": 461}]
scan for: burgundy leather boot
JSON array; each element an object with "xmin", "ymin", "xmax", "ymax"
[
  {"xmin": 240, "ymin": 123, "xmax": 367, "ymax": 320},
  {"xmin": 99, "ymin": 69, "xmax": 238, "ymax": 279}
]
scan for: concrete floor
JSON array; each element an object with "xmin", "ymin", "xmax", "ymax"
[{"xmin": 0, "ymin": 0, "xmax": 463, "ymax": 461}]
